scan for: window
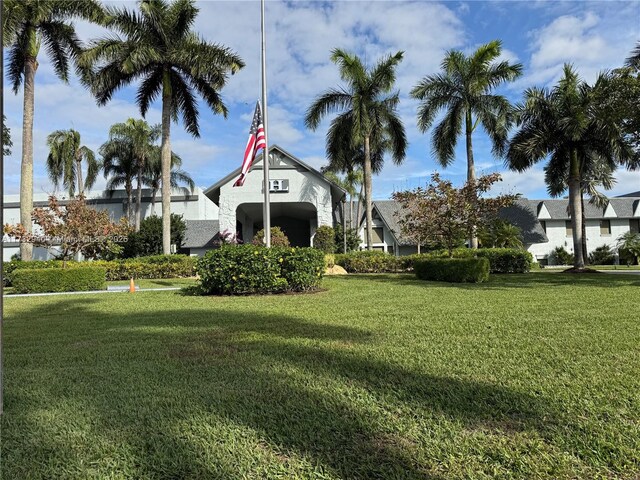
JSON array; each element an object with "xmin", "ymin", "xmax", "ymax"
[
  {"xmin": 565, "ymin": 221, "xmax": 572, "ymax": 237},
  {"xmin": 372, "ymin": 227, "xmax": 384, "ymax": 243},
  {"xmin": 630, "ymin": 219, "xmax": 640, "ymax": 234},
  {"xmin": 387, "ymin": 244, "xmax": 395, "ymax": 255},
  {"xmin": 600, "ymin": 219, "xmax": 611, "ymax": 236}
]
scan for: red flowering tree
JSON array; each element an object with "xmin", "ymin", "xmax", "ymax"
[
  {"xmin": 4, "ymin": 195, "xmax": 131, "ymax": 262},
  {"xmin": 392, "ymin": 173, "xmax": 518, "ymax": 257}
]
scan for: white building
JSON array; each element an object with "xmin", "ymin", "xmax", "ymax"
[{"xmin": 2, "ymin": 144, "xmax": 639, "ymax": 264}]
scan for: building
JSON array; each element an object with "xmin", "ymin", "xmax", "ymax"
[{"xmin": 3, "ymin": 145, "xmax": 639, "ymax": 263}]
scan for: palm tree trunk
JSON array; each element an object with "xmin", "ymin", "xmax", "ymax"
[
  {"xmin": 150, "ymin": 187, "xmax": 157, "ymax": 216},
  {"xmin": 465, "ymin": 109, "xmax": 478, "ymax": 249},
  {"xmin": 126, "ymin": 183, "xmax": 133, "ymax": 224},
  {"xmin": 356, "ymin": 185, "xmax": 363, "ymax": 232},
  {"xmin": 20, "ymin": 52, "xmax": 38, "ymax": 261},
  {"xmin": 363, "ymin": 135, "xmax": 373, "ymax": 251},
  {"xmin": 76, "ymin": 157, "xmax": 84, "ymax": 196},
  {"xmin": 569, "ymin": 149, "xmax": 585, "ymax": 269},
  {"xmin": 161, "ymin": 71, "xmax": 172, "ymax": 255},
  {"xmin": 135, "ymin": 166, "xmax": 143, "ymax": 232},
  {"xmin": 581, "ymin": 191, "xmax": 588, "ymax": 266},
  {"xmin": 349, "ymin": 197, "xmax": 353, "ymax": 229}
]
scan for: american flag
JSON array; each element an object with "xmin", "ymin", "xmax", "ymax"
[{"xmin": 234, "ymin": 102, "xmax": 266, "ymax": 187}]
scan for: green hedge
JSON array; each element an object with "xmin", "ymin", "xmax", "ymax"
[
  {"xmin": 334, "ymin": 251, "xmax": 402, "ymax": 273},
  {"xmin": 196, "ymin": 245, "xmax": 325, "ymax": 295},
  {"xmin": 11, "ymin": 267, "xmax": 107, "ymax": 294},
  {"xmin": 414, "ymin": 258, "xmax": 490, "ymax": 283},
  {"xmin": 473, "ymin": 249, "xmax": 532, "ymax": 273},
  {"xmin": 3, "ymin": 255, "xmax": 196, "ymax": 285}
]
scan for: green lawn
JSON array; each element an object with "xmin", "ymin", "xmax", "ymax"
[{"xmin": 2, "ymin": 273, "xmax": 639, "ymax": 479}]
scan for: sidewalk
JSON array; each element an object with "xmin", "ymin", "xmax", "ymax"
[{"xmin": 4, "ymin": 286, "xmax": 181, "ymax": 298}]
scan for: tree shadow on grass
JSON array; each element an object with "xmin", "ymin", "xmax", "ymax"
[
  {"xmin": 1, "ymin": 296, "xmax": 625, "ymax": 478},
  {"xmin": 339, "ymin": 272, "xmax": 640, "ymax": 290}
]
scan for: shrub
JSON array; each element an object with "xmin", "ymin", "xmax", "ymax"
[
  {"xmin": 333, "ymin": 225, "xmax": 360, "ymax": 253},
  {"xmin": 196, "ymin": 245, "xmax": 324, "ymax": 295},
  {"xmin": 3, "ymin": 259, "xmax": 70, "ymax": 286},
  {"xmin": 414, "ymin": 258, "xmax": 489, "ymax": 283},
  {"xmin": 11, "ymin": 267, "xmax": 106, "ymax": 294},
  {"xmin": 549, "ymin": 246, "xmax": 574, "ymax": 265},
  {"xmin": 122, "ymin": 214, "xmax": 186, "ymax": 258},
  {"xmin": 473, "ymin": 248, "xmax": 533, "ymax": 273},
  {"xmin": 324, "ymin": 254, "xmax": 336, "ymax": 269},
  {"xmin": 313, "ymin": 225, "xmax": 335, "ymax": 253},
  {"xmin": 588, "ymin": 245, "xmax": 615, "ymax": 265},
  {"xmin": 335, "ymin": 251, "xmax": 401, "ymax": 273},
  {"xmin": 252, "ymin": 227, "xmax": 290, "ymax": 247}
]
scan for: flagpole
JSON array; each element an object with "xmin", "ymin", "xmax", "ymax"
[{"xmin": 261, "ymin": 0, "xmax": 271, "ymax": 247}]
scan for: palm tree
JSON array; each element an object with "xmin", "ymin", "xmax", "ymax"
[
  {"xmin": 3, "ymin": 0, "xmax": 105, "ymax": 260},
  {"xmin": 2, "ymin": 115, "xmax": 12, "ymax": 156},
  {"xmin": 100, "ymin": 135, "xmax": 137, "ymax": 223},
  {"xmin": 107, "ymin": 119, "xmax": 161, "ymax": 231},
  {"xmin": 143, "ymin": 147, "xmax": 193, "ymax": 216},
  {"xmin": 507, "ymin": 65, "xmax": 632, "ymax": 270},
  {"xmin": 46, "ymin": 129, "xmax": 99, "ymax": 197},
  {"xmin": 82, "ymin": 0, "xmax": 244, "ymax": 254},
  {"xmin": 411, "ymin": 40, "xmax": 522, "ymax": 248},
  {"xmin": 626, "ymin": 41, "xmax": 640, "ymax": 69},
  {"xmin": 305, "ymin": 49, "xmax": 407, "ymax": 250}
]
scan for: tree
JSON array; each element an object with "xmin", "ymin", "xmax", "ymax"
[
  {"xmin": 305, "ymin": 49, "xmax": 407, "ymax": 251},
  {"xmin": 142, "ymin": 146, "xmax": 193, "ymax": 216},
  {"xmin": 3, "ymin": 195, "xmax": 130, "ymax": 262},
  {"xmin": 82, "ymin": 0, "xmax": 244, "ymax": 254},
  {"xmin": 2, "ymin": 115, "xmax": 12, "ymax": 156},
  {"xmin": 122, "ymin": 214, "xmax": 186, "ymax": 258},
  {"xmin": 313, "ymin": 225, "xmax": 335, "ymax": 253},
  {"xmin": 507, "ymin": 65, "xmax": 633, "ymax": 270},
  {"xmin": 392, "ymin": 173, "xmax": 517, "ymax": 257},
  {"xmin": 106, "ymin": 119, "xmax": 161, "ymax": 231},
  {"xmin": 411, "ymin": 40, "xmax": 522, "ymax": 248},
  {"xmin": 3, "ymin": 0, "xmax": 105, "ymax": 260},
  {"xmin": 617, "ymin": 232, "xmax": 640, "ymax": 265},
  {"xmin": 100, "ymin": 134, "xmax": 137, "ymax": 223},
  {"xmin": 626, "ymin": 41, "xmax": 640, "ymax": 69},
  {"xmin": 478, "ymin": 219, "xmax": 523, "ymax": 249},
  {"xmin": 253, "ymin": 227, "xmax": 290, "ymax": 247},
  {"xmin": 46, "ymin": 129, "xmax": 99, "ymax": 197}
]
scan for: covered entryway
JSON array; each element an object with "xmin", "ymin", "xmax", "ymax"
[{"xmin": 236, "ymin": 202, "xmax": 317, "ymax": 247}]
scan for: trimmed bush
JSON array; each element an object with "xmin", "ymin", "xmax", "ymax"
[
  {"xmin": 11, "ymin": 267, "xmax": 106, "ymax": 294},
  {"xmin": 313, "ymin": 225, "xmax": 335, "ymax": 253},
  {"xmin": 196, "ymin": 245, "xmax": 324, "ymax": 295},
  {"xmin": 252, "ymin": 227, "xmax": 290, "ymax": 247},
  {"xmin": 4, "ymin": 255, "xmax": 196, "ymax": 285},
  {"xmin": 549, "ymin": 246, "xmax": 574, "ymax": 266},
  {"xmin": 414, "ymin": 258, "xmax": 490, "ymax": 283},
  {"xmin": 473, "ymin": 248, "xmax": 533, "ymax": 273},
  {"xmin": 335, "ymin": 251, "xmax": 401, "ymax": 273},
  {"xmin": 588, "ymin": 245, "xmax": 615, "ymax": 265}
]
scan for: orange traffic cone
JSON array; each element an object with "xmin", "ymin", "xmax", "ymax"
[{"xmin": 129, "ymin": 278, "xmax": 136, "ymax": 293}]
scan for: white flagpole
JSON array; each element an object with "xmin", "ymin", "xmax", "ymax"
[{"xmin": 261, "ymin": 0, "xmax": 271, "ymax": 247}]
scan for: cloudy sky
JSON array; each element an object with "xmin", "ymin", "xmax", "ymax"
[{"xmin": 3, "ymin": 0, "xmax": 640, "ymax": 200}]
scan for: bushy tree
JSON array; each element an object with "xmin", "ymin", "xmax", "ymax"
[
  {"xmin": 478, "ymin": 219, "xmax": 523, "ymax": 249},
  {"xmin": 334, "ymin": 224, "xmax": 360, "ymax": 253},
  {"xmin": 252, "ymin": 227, "xmax": 290, "ymax": 247},
  {"xmin": 3, "ymin": 195, "xmax": 130, "ymax": 262},
  {"xmin": 617, "ymin": 232, "xmax": 640, "ymax": 265},
  {"xmin": 393, "ymin": 173, "xmax": 518, "ymax": 257},
  {"xmin": 122, "ymin": 214, "xmax": 186, "ymax": 258},
  {"xmin": 313, "ymin": 225, "xmax": 335, "ymax": 253},
  {"xmin": 588, "ymin": 245, "xmax": 615, "ymax": 265}
]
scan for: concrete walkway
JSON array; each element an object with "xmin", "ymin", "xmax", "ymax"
[{"xmin": 4, "ymin": 287, "xmax": 181, "ymax": 298}]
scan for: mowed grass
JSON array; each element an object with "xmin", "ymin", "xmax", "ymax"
[{"xmin": 2, "ymin": 273, "xmax": 639, "ymax": 479}]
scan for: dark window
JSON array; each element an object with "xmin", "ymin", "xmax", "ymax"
[
  {"xmin": 630, "ymin": 219, "xmax": 640, "ymax": 234},
  {"xmin": 565, "ymin": 221, "xmax": 572, "ymax": 237},
  {"xmin": 600, "ymin": 219, "xmax": 611, "ymax": 236},
  {"xmin": 372, "ymin": 227, "xmax": 384, "ymax": 243}
]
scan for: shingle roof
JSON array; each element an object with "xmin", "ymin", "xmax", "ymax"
[
  {"xmin": 608, "ymin": 198, "xmax": 639, "ymax": 218},
  {"xmin": 499, "ymin": 199, "xmax": 549, "ymax": 245},
  {"xmin": 616, "ymin": 191, "xmax": 640, "ymax": 198},
  {"xmin": 183, "ymin": 220, "xmax": 220, "ymax": 249},
  {"xmin": 371, "ymin": 198, "xmax": 549, "ymax": 246},
  {"xmin": 541, "ymin": 199, "xmax": 607, "ymax": 219}
]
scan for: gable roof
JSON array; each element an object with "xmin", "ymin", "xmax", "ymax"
[
  {"xmin": 609, "ymin": 198, "xmax": 639, "ymax": 218},
  {"xmin": 541, "ymin": 199, "xmax": 607, "ymax": 219},
  {"xmin": 182, "ymin": 220, "xmax": 220, "ymax": 249},
  {"xmin": 203, "ymin": 145, "xmax": 347, "ymax": 205}
]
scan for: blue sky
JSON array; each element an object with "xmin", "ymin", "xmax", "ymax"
[{"xmin": 3, "ymin": 0, "xmax": 640, "ymax": 200}]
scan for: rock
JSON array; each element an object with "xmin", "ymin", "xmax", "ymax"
[{"xmin": 325, "ymin": 265, "xmax": 348, "ymax": 275}]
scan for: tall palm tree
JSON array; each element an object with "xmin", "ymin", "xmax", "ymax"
[
  {"xmin": 100, "ymin": 135, "xmax": 137, "ymax": 223},
  {"xmin": 143, "ymin": 146, "xmax": 193, "ymax": 216},
  {"xmin": 46, "ymin": 129, "xmax": 99, "ymax": 197},
  {"xmin": 507, "ymin": 65, "xmax": 632, "ymax": 270},
  {"xmin": 411, "ymin": 40, "xmax": 522, "ymax": 248},
  {"xmin": 3, "ymin": 0, "xmax": 105, "ymax": 260},
  {"xmin": 107, "ymin": 119, "xmax": 161, "ymax": 231},
  {"xmin": 305, "ymin": 49, "xmax": 407, "ymax": 250},
  {"xmin": 82, "ymin": 0, "xmax": 244, "ymax": 254}
]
